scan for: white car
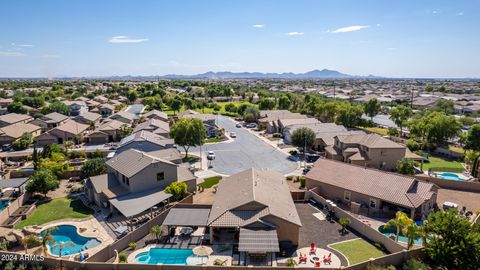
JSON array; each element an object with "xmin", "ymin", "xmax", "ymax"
[
  {"xmin": 230, "ymin": 132, "xmax": 237, "ymax": 138},
  {"xmin": 207, "ymin": 151, "xmax": 215, "ymax": 160}
]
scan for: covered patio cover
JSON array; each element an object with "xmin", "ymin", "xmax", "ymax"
[
  {"xmin": 163, "ymin": 207, "xmax": 211, "ymax": 227},
  {"xmin": 109, "ymin": 188, "xmax": 172, "ymax": 218},
  {"xmin": 238, "ymin": 228, "xmax": 280, "ymax": 253}
]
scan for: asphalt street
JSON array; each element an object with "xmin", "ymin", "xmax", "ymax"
[{"xmin": 193, "ymin": 115, "xmax": 298, "ymax": 175}]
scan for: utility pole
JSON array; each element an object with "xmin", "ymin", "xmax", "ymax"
[{"xmin": 199, "ymin": 132, "xmax": 203, "ymax": 170}]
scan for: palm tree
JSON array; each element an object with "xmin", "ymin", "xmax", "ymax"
[
  {"xmin": 385, "ymin": 211, "xmax": 412, "ymax": 242},
  {"xmin": 403, "ymin": 223, "xmax": 421, "ymax": 249},
  {"xmin": 150, "ymin": 225, "xmax": 163, "ymax": 243},
  {"xmin": 419, "ymin": 220, "xmax": 430, "ymax": 248},
  {"xmin": 54, "ymin": 241, "xmax": 74, "ymax": 257},
  {"xmin": 21, "ymin": 235, "xmax": 40, "ymax": 254},
  {"xmin": 41, "ymin": 227, "xmax": 57, "ymax": 256},
  {"xmin": 339, "ymin": 217, "xmax": 351, "ymax": 235}
]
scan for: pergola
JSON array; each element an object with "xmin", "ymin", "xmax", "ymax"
[{"xmin": 238, "ymin": 228, "xmax": 279, "ymax": 266}]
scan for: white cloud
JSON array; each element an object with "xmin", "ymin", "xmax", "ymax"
[
  {"xmin": 456, "ymin": 12, "xmax": 464, "ymax": 16},
  {"xmin": 0, "ymin": 51, "xmax": 25, "ymax": 57},
  {"xmin": 286, "ymin": 32, "xmax": 304, "ymax": 36},
  {"xmin": 387, "ymin": 47, "xmax": 397, "ymax": 51},
  {"xmin": 109, "ymin": 36, "xmax": 149, "ymax": 43},
  {"xmin": 332, "ymin": 25, "xmax": 370, "ymax": 33},
  {"xmin": 252, "ymin": 24, "xmax": 265, "ymax": 28},
  {"xmin": 18, "ymin": 44, "xmax": 34, "ymax": 47}
]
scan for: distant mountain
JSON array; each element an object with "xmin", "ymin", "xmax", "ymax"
[{"xmin": 159, "ymin": 69, "xmax": 362, "ymax": 79}]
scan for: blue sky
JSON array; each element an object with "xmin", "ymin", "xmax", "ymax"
[{"xmin": 1, "ymin": 0, "xmax": 479, "ymax": 78}]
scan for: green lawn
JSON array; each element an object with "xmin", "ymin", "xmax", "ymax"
[
  {"xmin": 330, "ymin": 239, "xmax": 384, "ymax": 265},
  {"xmin": 419, "ymin": 156, "xmax": 465, "ymax": 173},
  {"xmin": 205, "ymin": 137, "xmax": 223, "ymax": 143},
  {"xmin": 15, "ymin": 198, "xmax": 94, "ymax": 229},
  {"xmin": 360, "ymin": 127, "xmax": 389, "ymax": 136},
  {"xmin": 198, "ymin": 176, "xmax": 222, "ymax": 189}
]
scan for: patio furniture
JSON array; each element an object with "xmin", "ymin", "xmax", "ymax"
[
  {"xmin": 214, "ymin": 258, "xmax": 228, "ymax": 266},
  {"xmin": 180, "ymin": 227, "xmax": 194, "ymax": 235},
  {"xmin": 114, "ymin": 225, "xmax": 128, "ymax": 235},
  {"xmin": 298, "ymin": 253, "xmax": 307, "ymax": 264},
  {"xmin": 309, "ymin": 243, "xmax": 316, "ymax": 254},
  {"xmin": 192, "ymin": 246, "xmax": 213, "ymax": 256}
]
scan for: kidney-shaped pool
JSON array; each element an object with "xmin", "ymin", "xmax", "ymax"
[{"xmin": 41, "ymin": 225, "xmax": 101, "ymax": 256}]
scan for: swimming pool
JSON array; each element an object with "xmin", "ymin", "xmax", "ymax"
[
  {"xmin": 135, "ymin": 248, "xmax": 205, "ymax": 265},
  {"xmin": 437, "ymin": 173, "xmax": 464, "ymax": 181},
  {"xmin": 378, "ymin": 225, "xmax": 423, "ymax": 246},
  {"xmin": 40, "ymin": 225, "xmax": 101, "ymax": 256},
  {"xmin": 0, "ymin": 200, "xmax": 9, "ymax": 212}
]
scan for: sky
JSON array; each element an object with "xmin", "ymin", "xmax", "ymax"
[{"xmin": 1, "ymin": 0, "xmax": 480, "ymax": 78}]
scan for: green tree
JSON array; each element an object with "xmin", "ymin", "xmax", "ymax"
[
  {"xmin": 396, "ymin": 158, "xmax": 416, "ymax": 175},
  {"xmin": 118, "ymin": 124, "xmax": 133, "ymax": 139},
  {"xmin": 424, "ymin": 85, "xmax": 434, "ymax": 92},
  {"xmin": 126, "ymin": 90, "xmax": 138, "ymax": 103},
  {"xmin": 385, "ymin": 211, "xmax": 413, "ymax": 242},
  {"xmin": 291, "ymin": 127, "xmax": 316, "ymax": 157},
  {"xmin": 7, "ymin": 101, "xmax": 27, "ymax": 114},
  {"xmin": 317, "ymin": 101, "xmax": 338, "ymax": 122},
  {"xmin": 402, "ymin": 259, "xmax": 429, "ymax": 270},
  {"xmin": 258, "ymin": 98, "xmax": 276, "ymax": 110},
  {"xmin": 63, "ymin": 140, "xmax": 75, "ymax": 153},
  {"xmin": 403, "ymin": 223, "xmax": 421, "ymax": 250},
  {"xmin": 41, "ymin": 100, "xmax": 70, "ymax": 115},
  {"xmin": 170, "ymin": 99, "xmax": 183, "ymax": 114},
  {"xmin": 426, "ymin": 209, "xmax": 480, "ymax": 269},
  {"xmin": 150, "ymin": 225, "xmax": 163, "ymax": 243},
  {"xmin": 26, "ymin": 169, "xmax": 60, "ymax": 198},
  {"xmin": 41, "ymin": 227, "xmax": 56, "ymax": 256},
  {"xmin": 463, "ymin": 124, "xmax": 480, "ymax": 151},
  {"xmin": 11, "ymin": 132, "xmax": 33, "ymax": 151},
  {"xmin": 165, "ymin": 182, "xmax": 188, "ymax": 200},
  {"xmin": 408, "ymin": 112, "xmax": 461, "ymax": 147},
  {"xmin": 224, "ymin": 103, "xmax": 238, "ymax": 113},
  {"xmin": 20, "ymin": 235, "xmax": 41, "ymax": 254},
  {"xmin": 278, "ymin": 95, "xmax": 291, "ymax": 110},
  {"xmin": 364, "ymin": 98, "xmax": 381, "ymax": 121},
  {"xmin": 432, "ymin": 99, "xmax": 455, "ymax": 115},
  {"xmin": 389, "ymin": 105, "xmax": 412, "ymax": 137},
  {"xmin": 243, "ymin": 105, "xmax": 260, "ymax": 123},
  {"xmin": 335, "ymin": 103, "xmax": 363, "ymax": 128},
  {"xmin": 339, "ymin": 217, "xmax": 350, "ymax": 235},
  {"xmin": 80, "ymin": 158, "xmax": 107, "ymax": 179},
  {"xmin": 170, "ymin": 117, "xmax": 206, "ymax": 158}
]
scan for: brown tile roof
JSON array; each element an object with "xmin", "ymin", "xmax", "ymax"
[
  {"xmin": 0, "ymin": 113, "xmax": 32, "ymax": 124},
  {"xmin": 336, "ymin": 133, "xmax": 405, "ymax": 149},
  {"xmin": 306, "ymin": 159, "xmax": 437, "ymax": 209},
  {"xmin": 208, "ymin": 168, "xmax": 301, "ymax": 227},
  {"xmin": 0, "ymin": 123, "xmax": 41, "ymax": 139},
  {"xmin": 54, "ymin": 120, "xmax": 89, "ymax": 134}
]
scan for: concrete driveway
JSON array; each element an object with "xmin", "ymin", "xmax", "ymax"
[{"xmin": 193, "ymin": 115, "xmax": 298, "ymax": 175}]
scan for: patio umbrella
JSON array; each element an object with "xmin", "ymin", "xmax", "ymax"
[{"xmin": 193, "ymin": 246, "xmax": 213, "ymax": 256}]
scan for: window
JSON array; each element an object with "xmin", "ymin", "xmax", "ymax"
[
  {"xmin": 344, "ymin": 191, "xmax": 351, "ymax": 202},
  {"xmin": 122, "ymin": 175, "xmax": 126, "ymax": 184},
  {"xmin": 126, "ymin": 178, "xmax": 130, "ymax": 186},
  {"xmin": 369, "ymin": 198, "xmax": 377, "ymax": 209},
  {"xmin": 157, "ymin": 172, "xmax": 165, "ymax": 181}
]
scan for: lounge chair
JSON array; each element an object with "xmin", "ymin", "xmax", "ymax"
[
  {"xmin": 213, "ymin": 258, "xmax": 228, "ymax": 266},
  {"xmin": 298, "ymin": 253, "xmax": 307, "ymax": 264}
]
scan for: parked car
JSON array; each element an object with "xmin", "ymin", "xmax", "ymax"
[
  {"xmin": 1, "ymin": 144, "xmax": 12, "ymax": 152},
  {"xmin": 305, "ymin": 154, "xmax": 320, "ymax": 163},
  {"xmin": 246, "ymin": 123, "xmax": 257, "ymax": 128},
  {"xmin": 288, "ymin": 155, "xmax": 299, "ymax": 161},
  {"xmin": 207, "ymin": 151, "xmax": 215, "ymax": 160},
  {"xmin": 235, "ymin": 123, "xmax": 242, "ymax": 128},
  {"xmin": 230, "ymin": 132, "xmax": 237, "ymax": 138}
]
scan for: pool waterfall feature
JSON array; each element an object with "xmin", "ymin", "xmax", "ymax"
[{"xmin": 40, "ymin": 225, "xmax": 101, "ymax": 256}]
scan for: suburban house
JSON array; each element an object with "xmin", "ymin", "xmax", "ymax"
[
  {"xmin": 273, "ymin": 118, "xmax": 321, "ymax": 134},
  {"xmin": 207, "ymin": 167, "xmax": 302, "ymax": 261},
  {"xmin": 183, "ymin": 113, "xmax": 218, "ymax": 137},
  {"xmin": 257, "ymin": 110, "xmax": 308, "ymax": 131},
  {"xmin": 115, "ymin": 130, "xmax": 174, "ymax": 154},
  {"xmin": 75, "ymin": 111, "xmax": 102, "ymax": 126},
  {"xmin": 63, "ymin": 100, "xmax": 88, "ymax": 116},
  {"xmin": 0, "ymin": 113, "xmax": 33, "ymax": 128},
  {"xmin": 85, "ymin": 99, "xmax": 101, "ymax": 110},
  {"xmin": 0, "ymin": 123, "xmax": 42, "ymax": 145},
  {"xmin": 283, "ymin": 123, "xmax": 364, "ymax": 151},
  {"xmin": 99, "ymin": 104, "xmax": 115, "ymax": 117},
  {"xmin": 325, "ymin": 133, "xmax": 406, "ymax": 171},
  {"xmin": 144, "ymin": 148, "xmax": 184, "ymax": 164},
  {"xmin": 30, "ymin": 112, "xmax": 69, "ymax": 132},
  {"xmin": 133, "ymin": 118, "xmax": 170, "ymax": 138},
  {"xmin": 109, "ymin": 111, "xmax": 137, "ymax": 125},
  {"xmin": 86, "ymin": 119, "xmax": 125, "ymax": 144},
  {"xmin": 143, "ymin": 109, "xmax": 169, "ymax": 122},
  {"xmin": 35, "ymin": 120, "xmax": 90, "ymax": 146},
  {"xmin": 85, "ymin": 149, "xmax": 196, "ymax": 218},
  {"xmin": 306, "ymin": 158, "xmax": 438, "ymax": 219},
  {"xmin": 93, "ymin": 95, "xmax": 109, "ymax": 104}
]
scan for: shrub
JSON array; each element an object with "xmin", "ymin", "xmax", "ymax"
[
  {"xmin": 165, "ymin": 182, "xmax": 188, "ymax": 200},
  {"xmin": 402, "ymin": 259, "xmax": 429, "ymax": 270},
  {"xmin": 396, "ymin": 158, "xmax": 416, "ymax": 175},
  {"xmin": 406, "ymin": 140, "xmax": 420, "ymax": 151},
  {"xmin": 289, "ymin": 150, "xmax": 298, "ymax": 156},
  {"xmin": 118, "ymin": 252, "xmax": 127, "ymax": 263},
  {"xmin": 128, "ymin": 242, "xmax": 137, "ymax": 250},
  {"xmin": 387, "ymin": 127, "xmax": 400, "ymax": 137},
  {"xmin": 366, "ymin": 266, "xmax": 396, "ymax": 270},
  {"xmin": 286, "ymin": 257, "xmax": 297, "ymax": 266},
  {"xmin": 298, "ymin": 176, "xmax": 306, "ymax": 188},
  {"xmin": 286, "ymin": 176, "xmax": 293, "ymax": 181}
]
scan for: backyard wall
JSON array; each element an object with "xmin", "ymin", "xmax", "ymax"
[
  {"xmin": 415, "ymin": 175, "xmax": 480, "ymax": 192},
  {"xmin": 0, "ymin": 193, "xmax": 31, "ymax": 226},
  {"xmin": 305, "ymin": 188, "xmax": 405, "ymax": 254}
]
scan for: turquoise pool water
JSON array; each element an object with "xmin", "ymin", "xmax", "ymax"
[
  {"xmin": 40, "ymin": 225, "xmax": 101, "ymax": 256},
  {"xmin": 437, "ymin": 173, "xmax": 464, "ymax": 181},
  {"xmin": 0, "ymin": 200, "xmax": 9, "ymax": 212},
  {"xmin": 135, "ymin": 248, "xmax": 194, "ymax": 265},
  {"xmin": 378, "ymin": 225, "xmax": 423, "ymax": 246}
]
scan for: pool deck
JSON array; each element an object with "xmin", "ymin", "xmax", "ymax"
[{"xmin": 26, "ymin": 217, "xmax": 114, "ymax": 260}]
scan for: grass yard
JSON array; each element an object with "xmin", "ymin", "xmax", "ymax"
[
  {"xmin": 420, "ymin": 156, "xmax": 465, "ymax": 173},
  {"xmin": 198, "ymin": 176, "xmax": 222, "ymax": 189},
  {"xmin": 205, "ymin": 137, "xmax": 223, "ymax": 143},
  {"xmin": 330, "ymin": 239, "xmax": 384, "ymax": 265},
  {"xmin": 15, "ymin": 197, "xmax": 94, "ymax": 229},
  {"xmin": 164, "ymin": 101, "xmax": 253, "ymax": 116},
  {"xmin": 360, "ymin": 127, "xmax": 389, "ymax": 136}
]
